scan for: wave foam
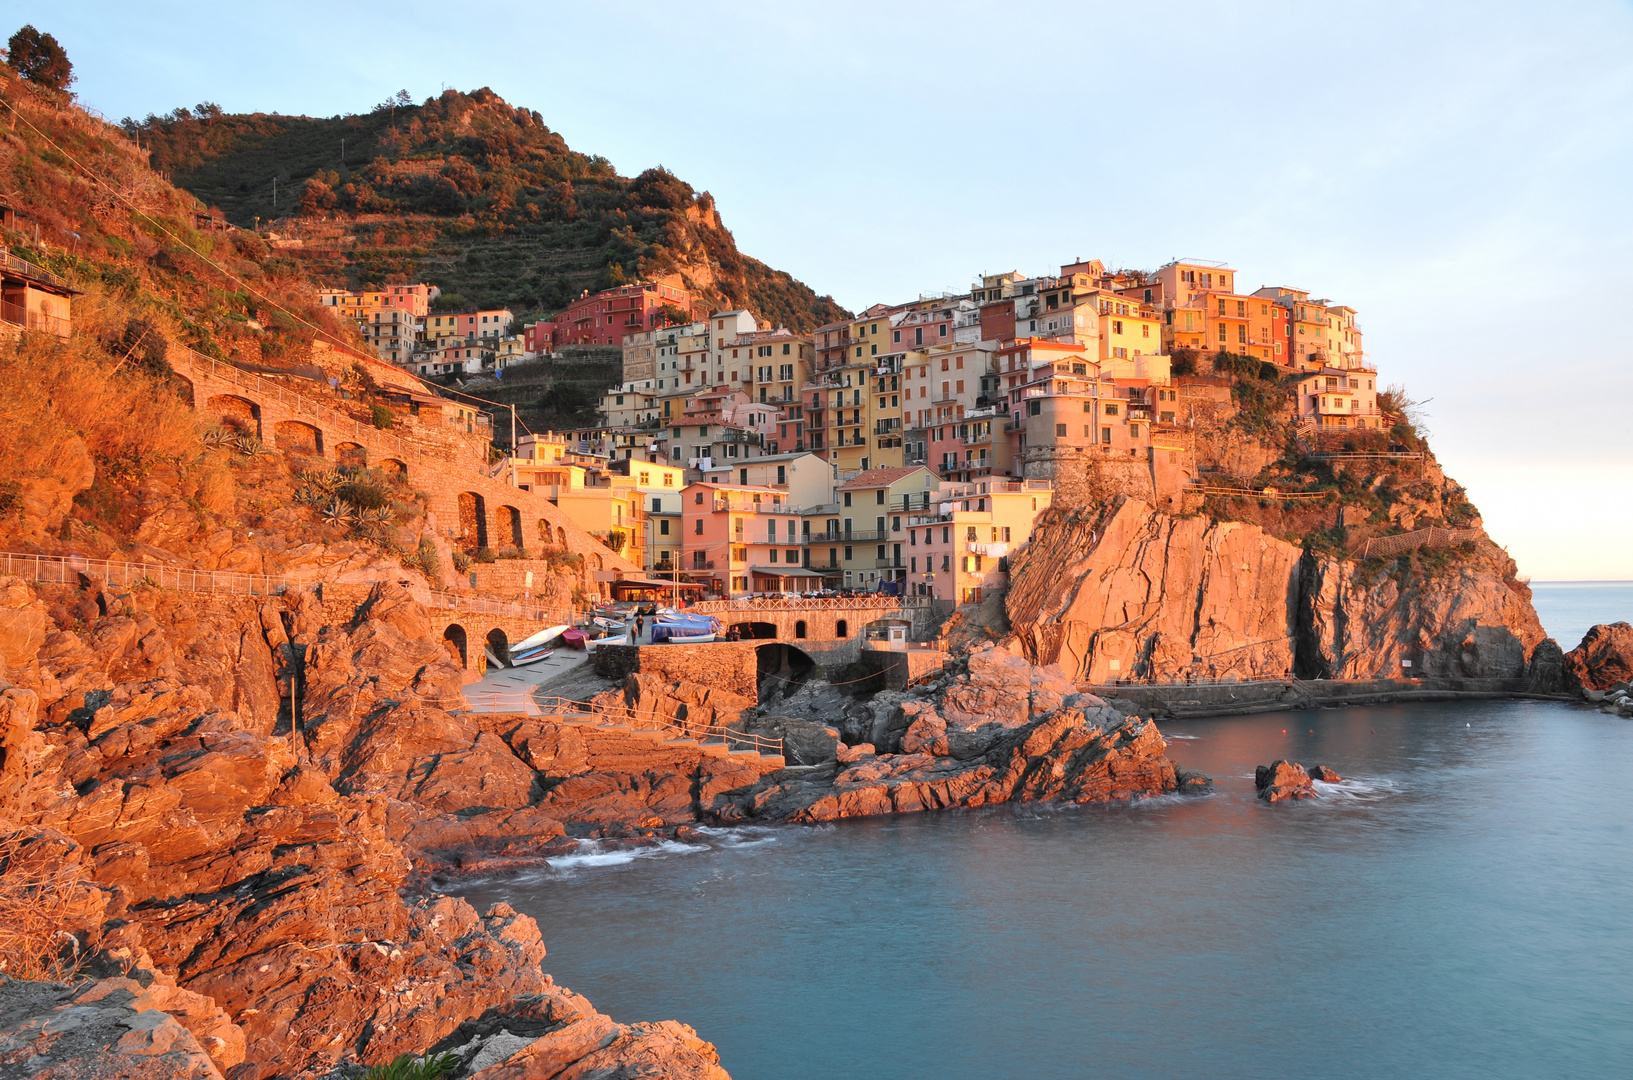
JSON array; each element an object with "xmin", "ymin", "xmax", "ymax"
[{"xmin": 546, "ymin": 839, "xmax": 707, "ymax": 871}]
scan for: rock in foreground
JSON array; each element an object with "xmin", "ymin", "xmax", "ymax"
[
  {"xmin": 1256, "ymin": 760, "xmax": 1317, "ymax": 802},
  {"xmin": 1563, "ymin": 622, "xmax": 1633, "ymax": 691}
]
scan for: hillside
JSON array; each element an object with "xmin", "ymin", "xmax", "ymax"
[{"xmin": 128, "ymin": 88, "xmax": 851, "ymax": 330}]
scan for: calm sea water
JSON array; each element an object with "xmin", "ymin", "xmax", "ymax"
[
  {"xmin": 1530, "ymin": 581, "xmax": 1633, "ymax": 651},
  {"xmin": 458, "ymin": 699, "xmax": 1633, "ymax": 1080}
]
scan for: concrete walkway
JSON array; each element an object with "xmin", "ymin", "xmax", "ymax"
[{"xmin": 463, "ymin": 647, "xmax": 591, "ymax": 713}]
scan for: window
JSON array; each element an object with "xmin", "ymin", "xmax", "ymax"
[
  {"xmin": 1029, "ymin": 400, "xmax": 1041, "ymax": 416},
  {"xmin": 1102, "ymin": 427, "xmax": 1112, "ymax": 444},
  {"xmin": 694, "ymin": 519, "xmax": 703, "ymax": 535},
  {"xmin": 795, "ymin": 620, "xmax": 807, "ymax": 638},
  {"xmin": 876, "ymin": 489, "xmax": 885, "ymax": 505},
  {"xmin": 844, "ymin": 545, "xmax": 853, "ymax": 559},
  {"xmin": 844, "ymin": 492, "xmax": 852, "ymax": 507},
  {"xmin": 1056, "ymin": 423, "xmax": 1067, "ymax": 436},
  {"xmin": 694, "ymin": 491, "xmax": 704, "ymax": 504},
  {"xmin": 836, "ymin": 619, "xmax": 849, "ymax": 638}
]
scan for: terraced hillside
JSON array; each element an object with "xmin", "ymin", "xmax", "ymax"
[{"xmin": 130, "ymin": 88, "xmax": 850, "ymax": 329}]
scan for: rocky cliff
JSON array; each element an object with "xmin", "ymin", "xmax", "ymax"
[
  {"xmin": 0, "ymin": 571, "xmax": 1195, "ymax": 1077},
  {"xmin": 1008, "ymin": 497, "xmax": 1553, "ymax": 684}
]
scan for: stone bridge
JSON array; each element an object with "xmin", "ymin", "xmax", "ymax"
[
  {"xmin": 686, "ymin": 597, "xmax": 938, "ymax": 666},
  {"xmin": 169, "ymin": 349, "xmax": 640, "ymax": 608}
]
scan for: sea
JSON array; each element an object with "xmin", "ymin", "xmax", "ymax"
[
  {"xmin": 455, "ymin": 584, "xmax": 1633, "ymax": 1080},
  {"xmin": 1530, "ymin": 581, "xmax": 1633, "ymax": 651}
]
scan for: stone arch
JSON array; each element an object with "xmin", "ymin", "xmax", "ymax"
[
  {"xmin": 274, "ymin": 420, "xmax": 323, "ymax": 456},
  {"xmin": 378, "ymin": 458, "xmax": 407, "ymax": 479},
  {"xmin": 498, "ymin": 505, "xmax": 524, "ymax": 548},
  {"xmin": 794, "ymin": 619, "xmax": 807, "ymax": 639},
  {"xmin": 335, "ymin": 442, "xmax": 368, "ymax": 468},
  {"xmin": 756, "ymin": 642, "xmax": 816, "ymax": 694},
  {"xmin": 458, "ymin": 492, "xmax": 487, "ymax": 552},
  {"xmin": 485, "ymin": 628, "xmax": 511, "ymax": 667},
  {"xmin": 731, "ymin": 621, "xmax": 778, "ymax": 640},
  {"xmin": 557, "ymin": 526, "xmax": 567, "ymax": 547},
  {"xmin": 170, "ymin": 373, "xmax": 195, "ymax": 407},
  {"xmin": 442, "ymin": 623, "xmax": 468, "ymax": 668},
  {"xmin": 593, "ymin": 554, "xmax": 603, "ymax": 571},
  {"xmin": 835, "ymin": 619, "xmax": 849, "ymax": 639},
  {"xmin": 208, "ymin": 393, "xmax": 261, "ymax": 437}
]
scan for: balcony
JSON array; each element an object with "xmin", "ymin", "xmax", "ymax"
[
  {"xmin": 874, "ymin": 558, "xmax": 904, "ymax": 569},
  {"xmin": 0, "ymin": 301, "xmax": 70, "ymax": 337},
  {"xmin": 838, "ymin": 529, "xmax": 888, "ymax": 542}
]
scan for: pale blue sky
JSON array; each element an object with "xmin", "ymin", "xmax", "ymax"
[{"xmin": 39, "ymin": 0, "xmax": 1633, "ymax": 580}]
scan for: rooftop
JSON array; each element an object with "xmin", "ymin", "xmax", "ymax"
[{"xmin": 839, "ymin": 466, "xmax": 930, "ymax": 490}]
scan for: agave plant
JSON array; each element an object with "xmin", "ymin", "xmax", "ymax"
[
  {"xmin": 201, "ymin": 426, "xmax": 232, "ymax": 446},
  {"xmin": 320, "ymin": 500, "xmax": 357, "ymax": 527},
  {"xmin": 365, "ymin": 505, "xmax": 396, "ymax": 526},
  {"xmin": 234, "ymin": 434, "xmax": 269, "ymax": 457}
]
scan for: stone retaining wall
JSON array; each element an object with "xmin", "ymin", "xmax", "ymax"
[{"xmin": 592, "ymin": 642, "xmax": 764, "ymax": 699}]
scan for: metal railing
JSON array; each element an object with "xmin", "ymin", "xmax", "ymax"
[
  {"xmin": 0, "ymin": 301, "xmax": 70, "ymax": 337},
  {"xmin": 0, "ymin": 550, "xmax": 572, "ymax": 625},
  {"xmin": 0, "ymin": 246, "xmax": 72, "ymax": 290},
  {"xmin": 689, "ymin": 595, "xmax": 924, "ymax": 613}
]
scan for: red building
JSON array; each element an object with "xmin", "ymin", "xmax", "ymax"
[{"xmin": 531, "ymin": 278, "xmax": 698, "ymax": 352}]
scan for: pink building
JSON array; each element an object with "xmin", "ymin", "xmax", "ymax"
[{"xmin": 681, "ymin": 482, "xmax": 816, "ymax": 597}]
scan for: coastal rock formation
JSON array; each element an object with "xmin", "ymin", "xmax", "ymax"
[
  {"xmin": 0, "ymin": 972, "xmax": 227, "ymax": 1079},
  {"xmin": 1309, "ymin": 765, "xmax": 1342, "ymax": 782},
  {"xmin": 432, "ymin": 984, "xmax": 730, "ymax": 1080},
  {"xmin": 1007, "ymin": 497, "xmax": 1553, "ymax": 683},
  {"xmin": 0, "ymin": 575, "xmax": 735, "ymax": 1078},
  {"xmin": 1256, "ymin": 760, "xmax": 1317, "ymax": 802},
  {"xmin": 1297, "ymin": 551, "xmax": 1546, "ymax": 680},
  {"xmin": 1006, "ymin": 498, "xmax": 1302, "ymax": 683},
  {"xmin": 715, "ymin": 646, "xmax": 1193, "ymax": 823},
  {"xmin": 1562, "ymin": 622, "xmax": 1633, "ymax": 691}
]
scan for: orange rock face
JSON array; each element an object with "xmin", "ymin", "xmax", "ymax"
[{"xmin": 1562, "ymin": 622, "xmax": 1633, "ymax": 691}]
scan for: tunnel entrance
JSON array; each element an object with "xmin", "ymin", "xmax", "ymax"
[{"xmin": 756, "ymin": 642, "xmax": 816, "ymax": 698}]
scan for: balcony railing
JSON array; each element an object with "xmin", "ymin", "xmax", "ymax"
[
  {"xmin": 0, "ymin": 246, "xmax": 72, "ymax": 291},
  {"xmin": 0, "ymin": 301, "xmax": 70, "ymax": 337}
]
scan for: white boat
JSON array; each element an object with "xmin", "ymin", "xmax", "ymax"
[
  {"xmin": 510, "ymin": 648, "xmax": 556, "ymax": 668},
  {"xmin": 484, "ymin": 647, "xmax": 505, "ymax": 668},
  {"xmin": 584, "ymin": 633, "xmax": 629, "ymax": 651},
  {"xmin": 511, "ymin": 624, "xmax": 570, "ymax": 653}
]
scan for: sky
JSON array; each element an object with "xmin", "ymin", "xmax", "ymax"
[{"xmin": 36, "ymin": 0, "xmax": 1633, "ymax": 581}]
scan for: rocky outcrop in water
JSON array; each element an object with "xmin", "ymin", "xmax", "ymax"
[
  {"xmin": 716, "ymin": 646, "xmax": 1204, "ymax": 822},
  {"xmin": 1256, "ymin": 760, "xmax": 1316, "ymax": 802},
  {"xmin": 1007, "ymin": 497, "xmax": 1553, "ymax": 683},
  {"xmin": 1563, "ymin": 622, "xmax": 1633, "ymax": 691}
]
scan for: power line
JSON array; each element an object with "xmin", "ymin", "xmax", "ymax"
[{"xmin": 0, "ymin": 89, "xmax": 449, "ymax": 398}]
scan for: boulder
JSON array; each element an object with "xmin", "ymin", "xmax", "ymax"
[
  {"xmin": 1309, "ymin": 765, "xmax": 1342, "ymax": 782},
  {"xmin": 0, "ymin": 975, "xmax": 225, "ymax": 1079},
  {"xmin": 1563, "ymin": 622, "xmax": 1633, "ymax": 691},
  {"xmin": 1256, "ymin": 760, "xmax": 1316, "ymax": 802}
]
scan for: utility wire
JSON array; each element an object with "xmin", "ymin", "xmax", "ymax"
[{"xmin": 0, "ymin": 90, "xmax": 448, "ymax": 396}]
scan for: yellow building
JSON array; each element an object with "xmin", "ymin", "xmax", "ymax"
[{"xmin": 906, "ymin": 479, "xmax": 1055, "ymax": 605}]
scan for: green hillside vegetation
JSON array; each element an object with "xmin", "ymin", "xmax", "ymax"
[{"xmin": 128, "ymin": 88, "xmax": 850, "ymax": 330}]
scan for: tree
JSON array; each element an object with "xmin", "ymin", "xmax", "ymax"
[
  {"xmin": 300, "ymin": 177, "xmax": 337, "ymax": 216},
  {"xmin": 7, "ymin": 25, "xmax": 73, "ymax": 92}
]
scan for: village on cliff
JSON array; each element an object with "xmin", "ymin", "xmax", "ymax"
[{"xmin": 308, "ymin": 260, "xmax": 1380, "ymax": 606}]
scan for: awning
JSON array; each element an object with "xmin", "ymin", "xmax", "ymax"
[
  {"xmin": 748, "ymin": 567, "xmax": 828, "ymax": 578},
  {"xmin": 610, "ymin": 577, "xmax": 708, "ymax": 591}
]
